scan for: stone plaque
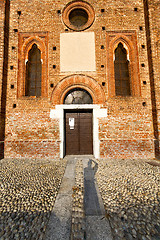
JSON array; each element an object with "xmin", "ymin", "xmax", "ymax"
[{"xmin": 60, "ymin": 32, "xmax": 96, "ymax": 72}]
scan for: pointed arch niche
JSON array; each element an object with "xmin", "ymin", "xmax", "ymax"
[
  {"xmin": 18, "ymin": 32, "xmax": 48, "ymax": 98},
  {"xmin": 114, "ymin": 42, "xmax": 131, "ymax": 96},
  {"xmin": 106, "ymin": 31, "xmax": 141, "ymax": 98},
  {"xmin": 25, "ymin": 44, "xmax": 42, "ymax": 97}
]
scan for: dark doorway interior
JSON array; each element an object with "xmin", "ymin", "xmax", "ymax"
[{"xmin": 65, "ymin": 109, "xmax": 93, "ymax": 155}]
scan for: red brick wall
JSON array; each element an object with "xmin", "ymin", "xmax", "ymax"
[
  {"xmin": 99, "ymin": 98, "xmax": 154, "ymax": 159},
  {"xmin": 0, "ymin": 0, "xmax": 6, "ymax": 158},
  {"xmin": 0, "ymin": 0, "xmax": 5, "ymax": 135},
  {"xmin": 4, "ymin": 0, "xmax": 156, "ymax": 159},
  {"xmin": 145, "ymin": 0, "xmax": 160, "ymax": 155},
  {"xmin": 5, "ymin": 104, "xmax": 60, "ymax": 159},
  {"xmin": 0, "ymin": 0, "xmax": 5, "ymax": 97}
]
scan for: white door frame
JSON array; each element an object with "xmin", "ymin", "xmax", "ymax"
[{"xmin": 50, "ymin": 104, "xmax": 107, "ymax": 159}]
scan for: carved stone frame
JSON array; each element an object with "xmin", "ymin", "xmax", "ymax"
[
  {"xmin": 106, "ymin": 31, "xmax": 141, "ymax": 98},
  {"xmin": 18, "ymin": 32, "xmax": 48, "ymax": 98}
]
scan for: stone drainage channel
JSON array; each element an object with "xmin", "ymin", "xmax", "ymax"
[{"xmin": 44, "ymin": 156, "xmax": 113, "ymax": 240}]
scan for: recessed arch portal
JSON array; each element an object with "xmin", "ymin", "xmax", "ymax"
[{"xmin": 50, "ymin": 75, "xmax": 106, "ymax": 157}]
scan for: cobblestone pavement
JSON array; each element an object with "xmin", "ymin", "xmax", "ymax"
[
  {"xmin": 0, "ymin": 158, "xmax": 67, "ymax": 240},
  {"xmin": 1, "ymin": 157, "xmax": 160, "ymax": 240},
  {"xmin": 96, "ymin": 159, "xmax": 160, "ymax": 240}
]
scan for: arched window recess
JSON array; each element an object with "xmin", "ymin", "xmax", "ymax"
[
  {"xmin": 18, "ymin": 32, "xmax": 48, "ymax": 98},
  {"xmin": 107, "ymin": 31, "xmax": 141, "ymax": 98},
  {"xmin": 114, "ymin": 42, "xmax": 131, "ymax": 96},
  {"xmin": 25, "ymin": 43, "xmax": 42, "ymax": 97},
  {"xmin": 113, "ymin": 41, "xmax": 130, "ymax": 61}
]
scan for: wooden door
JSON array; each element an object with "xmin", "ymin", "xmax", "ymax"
[{"xmin": 65, "ymin": 110, "xmax": 93, "ymax": 155}]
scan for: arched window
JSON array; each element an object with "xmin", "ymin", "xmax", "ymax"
[
  {"xmin": 64, "ymin": 88, "xmax": 93, "ymax": 104},
  {"xmin": 114, "ymin": 43, "xmax": 131, "ymax": 96},
  {"xmin": 25, "ymin": 44, "xmax": 42, "ymax": 96}
]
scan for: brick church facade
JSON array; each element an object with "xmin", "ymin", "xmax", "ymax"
[{"xmin": 0, "ymin": 0, "xmax": 159, "ymax": 159}]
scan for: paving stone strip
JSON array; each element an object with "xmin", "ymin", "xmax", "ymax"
[
  {"xmin": 44, "ymin": 157, "xmax": 76, "ymax": 240},
  {"xmin": 71, "ymin": 159, "xmax": 85, "ymax": 240}
]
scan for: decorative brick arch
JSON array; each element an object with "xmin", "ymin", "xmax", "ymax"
[
  {"xmin": 18, "ymin": 32, "xmax": 48, "ymax": 98},
  {"xmin": 106, "ymin": 31, "xmax": 141, "ymax": 97},
  {"xmin": 23, "ymin": 37, "xmax": 46, "ymax": 62},
  {"xmin": 51, "ymin": 75, "xmax": 105, "ymax": 105}
]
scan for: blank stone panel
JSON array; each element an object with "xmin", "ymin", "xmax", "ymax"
[{"xmin": 60, "ymin": 32, "xmax": 96, "ymax": 72}]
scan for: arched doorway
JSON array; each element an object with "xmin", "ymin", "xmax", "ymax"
[
  {"xmin": 64, "ymin": 88, "xmax": 93, "ymax": 155},
  {"xmin": 50, "ymin": 74, "xmax": 107, "ymax": 158}
]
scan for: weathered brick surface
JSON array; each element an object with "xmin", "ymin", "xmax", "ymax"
[
  {"xmin": 100, "ymin": 140, "xmax": 154, "ymax": 159},
  {"xmin": 5, "ymin": 140, "xmax": 60, "ymax": 159},
  {"xmin": 146, "ymin": 0, "xmax": 160, "ymax": 153},
  {"xmin": 0, "ymin": 1, "xmax": 5, "ymax": 106},
  {"xmin": 0, "ymin": 0, "xmax": 5, "ymax": 158},
  {"xmin": 1, "ymin": 0, "xmax": 158, "ymax": 159}
]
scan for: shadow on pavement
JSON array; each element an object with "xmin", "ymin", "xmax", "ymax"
[{"xmin": 84, "ymin": 159, "xmax": 102, "ymax": 216}]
